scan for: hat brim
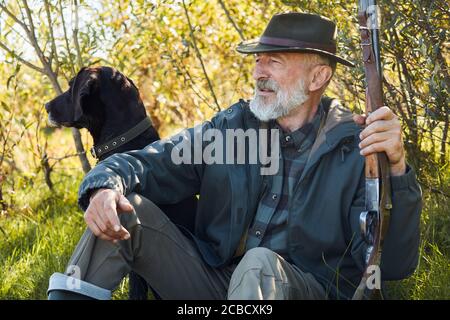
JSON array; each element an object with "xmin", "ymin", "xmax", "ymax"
[{"xmin": 236, "ymin": 41, "xmax": 355, "ymax": 68}]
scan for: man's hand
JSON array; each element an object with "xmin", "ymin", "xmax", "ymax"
[
  {"xmin": 85, "ymin": 188, "xmax": 134, "ymax": 243},
  {"xmin": 353, "ymin": 106, "xmax": 406, "ymax": 176}
]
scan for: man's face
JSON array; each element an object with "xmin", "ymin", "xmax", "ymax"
[{"xmin": 249, "ymin": 52, "xmax": 312, "ymax": 121}]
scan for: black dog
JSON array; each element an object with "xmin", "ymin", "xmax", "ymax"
[{"xmin": 45, "ymin": 66, "xmax": 197, "ymax": 299}]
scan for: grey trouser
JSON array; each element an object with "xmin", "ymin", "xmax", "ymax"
[{"xmin": 49, "ymin": 193, "xmax": 326, "ymax": 300}]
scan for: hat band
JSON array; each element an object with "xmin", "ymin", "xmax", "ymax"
[{"xmin": 260, "ymin": 36, "xmax": 336, "ymax": 54}]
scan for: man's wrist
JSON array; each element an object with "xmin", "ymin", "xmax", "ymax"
[
  {"xmin": 89, "ymin": 188, "xmax": 108, "ymax": 202},
  {"xmin": 390, "ymin": 160, "xmax": 407, "ymax": 176}
]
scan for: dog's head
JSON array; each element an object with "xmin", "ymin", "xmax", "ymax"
[{"xmin": 45, "ymin": 66, "xmax": 145, "ymax": 130}]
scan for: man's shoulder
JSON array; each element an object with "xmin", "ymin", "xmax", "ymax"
[
  {"xmin": 222, "ymin": 99, "xmax": 250, "ymax": 117},
  {"xmin": 321, "ymin": 96, "xmax": 352, "ymax": 115},
  {"xmin": 211, "ymin": 99, "xmax": 254, "ymax": 127},
  {"xmin": 321, "ymin": 96, "xmax": 362, "ymax": 131}
]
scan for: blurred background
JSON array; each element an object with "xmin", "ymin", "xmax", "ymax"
[{"xmin": 0, "ymin": 0, "xmax": 448, "ymax": 299}]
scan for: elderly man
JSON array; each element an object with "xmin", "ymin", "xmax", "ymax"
[{"xmin": 48, "ymin": 12, "xmax": 421, "ymax": 300}]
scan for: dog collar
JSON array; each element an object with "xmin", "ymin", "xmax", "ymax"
[{"xmin": 90, "ymin": 117, "xmax": 153, "ymax": 159}]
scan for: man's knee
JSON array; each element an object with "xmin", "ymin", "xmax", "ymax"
[
  {"xmin": 240, "ymin": 247, "xmax": 278, "ymax": 268},
  {"xmin": 230, "ymin": 248, "xmax": 280, "ymax": 286},
  {"xmin": 122, "ymin": 193, "xmax": 169, "ymax": 230},
  {"xmin": 228, "ymin": 248, "xmax": 282, "ymax": 299}
]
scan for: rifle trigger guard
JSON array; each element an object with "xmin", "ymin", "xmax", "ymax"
[{"xmin": 359, "ymin": 210, "xmax": 377, "ymax": 244}]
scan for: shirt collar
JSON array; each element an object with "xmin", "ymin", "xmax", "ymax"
[{"xmin": 272, "ymin": 103, "xmax": 325, "ymax": 150}]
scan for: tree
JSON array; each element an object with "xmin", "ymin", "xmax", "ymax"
[{"xmin": 0, "ymin": 0, "xmax": 91, "ymax": 173}]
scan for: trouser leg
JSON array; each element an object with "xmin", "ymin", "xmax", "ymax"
[
  {"xmin": 49, "ymin": 192, "xmax": 234, "ymax": 299},
  {"xmin": 227, "ymin": 247, "xmax": 326, "ymax": 300}
]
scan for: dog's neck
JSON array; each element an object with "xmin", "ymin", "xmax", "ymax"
[
  {"xmin": 87, "ymin": 110, "xmax": 160, "ymax": 161},
  {"xmin": 92, "ymin": 117, "xmax": 144, "ymax": 146},
  {"xmin": 96, "ymin": 125, "xmax": 158, "ymax": 161}
]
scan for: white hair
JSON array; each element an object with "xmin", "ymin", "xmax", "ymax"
[{"xmin": 249, "ymin": 76, "xmax": 309, "ymax": 122}]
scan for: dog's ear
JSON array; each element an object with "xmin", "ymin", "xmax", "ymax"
[
  {"xmin": 124, "ymin": 76, "xmax": 143, "ymax": 101},
  {"xmin": 73, "ymin": 68, "xmax": 99, "ymax": 121},
  {"xmin": 125, "ymin": 76, "xmax": 139, "ymax": 91}
]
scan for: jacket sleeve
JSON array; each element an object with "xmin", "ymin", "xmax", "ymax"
[
  {"xmin": 349, "ymin": 165, "xmax": 422, "ymax": 280},
  {"xmin": 77, "ymin": 118, "xmax": 217, "ymax": 211}
]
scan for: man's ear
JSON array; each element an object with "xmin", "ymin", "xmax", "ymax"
[
  {"xmin": 73, "ymin": 70, "xmax": 99, "ymax": 121},
  {"xmin": 308, "ymin": 65, "xmax": 333, "ymax": 92}
]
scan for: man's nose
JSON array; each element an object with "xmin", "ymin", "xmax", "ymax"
[{"xmin": 252, "ymin": 63, "xmax": 270, "ymax": 81}]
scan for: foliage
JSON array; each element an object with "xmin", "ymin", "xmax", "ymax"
[{"xmin": 0, "ymin": 0, "xmax": 448, "ymax": 299}]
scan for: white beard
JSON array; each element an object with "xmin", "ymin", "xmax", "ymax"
[{"xmin": 249, "ymin": 78, "xmax": 309, "ymax": 122}]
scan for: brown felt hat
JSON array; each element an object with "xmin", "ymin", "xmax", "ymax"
[{"xmin": 236, "ymin": 12, "xmax": 354, "ymax": 67}]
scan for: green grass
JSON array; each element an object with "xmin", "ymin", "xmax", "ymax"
[
  {"xmin": 0, "ymin": 174, "xmax": 83, "ymax": 299},
  {"xmin": 386, "ymin": 188, "xmax": 450, "ymax": 300},
  {"xmin": 0, "ymin": 169, "xmax": 449, "ymax": 299}
]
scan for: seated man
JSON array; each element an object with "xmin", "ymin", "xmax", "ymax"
[{"xmin": 48, "ymin": 12, "xmax": 421, "ymax": 300}]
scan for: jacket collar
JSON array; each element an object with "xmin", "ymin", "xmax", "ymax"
[
  {"xmin": 301, "ymin": 98, "xmax": 361, "ymax": 181},
  {"xmin": 311, "ymin": 98, "xmax": 358, "ymax": 154}
]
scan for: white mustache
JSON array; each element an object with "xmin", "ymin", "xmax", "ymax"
[{"xmin": 256, "ymin": 79, "xmax": 280, "ymax": 92}]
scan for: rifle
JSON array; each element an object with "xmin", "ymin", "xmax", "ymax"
[{"xmin": 352, "ymin": 0, "xmax": 392, "ymax": 300}]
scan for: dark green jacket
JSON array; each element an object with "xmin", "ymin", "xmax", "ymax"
[{"xmin": 78, "ymin": 97, "xmax": 422, "ymax": 299}]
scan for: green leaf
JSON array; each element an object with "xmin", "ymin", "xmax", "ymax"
[{"xmin": 1, "ymin": 101, "xmax": 11, "ymax": 113}]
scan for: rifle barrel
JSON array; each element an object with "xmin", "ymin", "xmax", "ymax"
[{"xmin": 359, "ymin": 0, "xmax": 382, "ymax": 76}]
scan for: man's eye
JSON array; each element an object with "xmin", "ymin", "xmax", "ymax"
[{"xmin": 270, "ymin": 59, "xmax": 280, "ymax": 64}]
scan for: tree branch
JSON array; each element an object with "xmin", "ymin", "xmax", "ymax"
[
  {"xmin": 19, "ymin": 0, "xmax": 55, "ymax": 83},
  {"xmin": 0, "ymin": 41, "xmax": 44, "ymax": 73},
  {"xmin": 44, "ymin": 0, "xmax": 60, "ymax": 76},
  {"xmin": 182, "ymin": 0, "xmax": 221, "ymax": 112},
  {"xmin": 172, "ymin": 49, "xmax": 215, "ymax": 109},
  {"xmin": 72, "ymin": 0, "xmax": 83, "ymax": 69},
  {"xmin": 2, "ymin": 18, "xmax": 34, "ymax": 47},
  {"xmin": 0, "ymin": 2, "xmax": 29, "ymax": 32},
  {"xmin": 58, "ymin": 0, "xmax": 76, "ymax": 75},
  {"xmin": 217, "ymin": 0, "xmax": 245, "ymax": 41},
  {"xmin": 20, "ymin": 0, "xmax": 38, "ymax": 45}
]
